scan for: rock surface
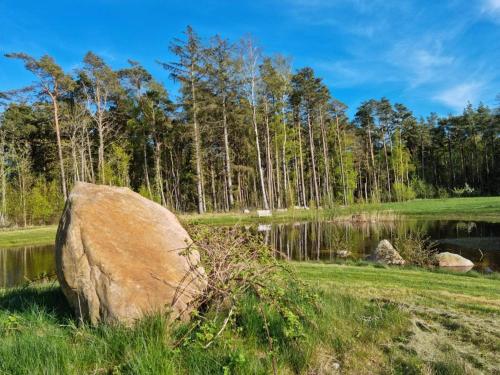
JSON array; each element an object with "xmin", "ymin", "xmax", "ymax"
[
  {"xmin": 435, "ymin": 252, "xmax": 474, "ymax": 269},
  {"xmin": 373, "ymin": 239, "xmax": 406, "ymax": 265},
  {"xmin": 55, "ymin": 182, "xmax": 206, "ymax": 325}
]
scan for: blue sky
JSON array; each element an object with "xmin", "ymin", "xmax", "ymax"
[{"xmin": 1, "ymin": 0, "xmax": 499, "ymax": 118}]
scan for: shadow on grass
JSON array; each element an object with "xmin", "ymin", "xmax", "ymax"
[{"xmin": 0, "ymin": 283, "xmax": 73, "ymax": 323}]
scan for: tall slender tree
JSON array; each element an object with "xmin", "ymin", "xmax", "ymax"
[{"xmin": 5, "ymin": 53, "xmax": 74, "ymax": 199}]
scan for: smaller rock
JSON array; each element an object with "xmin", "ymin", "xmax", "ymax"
[
  {"xmin": 257, "ymin": 209, "xmax": 272, "ymax": 217},
  {"xmin": 435, "ymin": 252, "xmax": 473, "ymax": 269},
  {"xmin": 336, "ymin": 250, "xmax": 351, "ymax": 258},
  {"xmin": 243, "ymin": 208, "xmax": 250, "ymax": 214},
  {"xmin": 373, "ymin": 240, "xmax": 406, "ymax": 265},
  {"xmin": 275, "ymin": 208, "xmax": 287, "ymax": 212}
]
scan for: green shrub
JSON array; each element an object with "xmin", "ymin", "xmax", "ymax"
[
  {"xmin": 437, "ymin": 187, "xmax": 449, "ymax": 198},
  {"xmin": 393, "ymin": 182, "xmax": 416, "ymax": 202},
  {"xmin": 411, "ymin": 178, "xmax": 435, "ymax": 199}
]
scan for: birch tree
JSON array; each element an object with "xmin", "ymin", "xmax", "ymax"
[
  {"xmin": 241, "ymin": 37, "xmax": 269, "ymax": 210},
  {"xmin": 79, "ymin": 51, "xmax": 122, "ymax": 184}
]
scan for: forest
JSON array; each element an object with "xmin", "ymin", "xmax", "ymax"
[{"xmin": 0, "ymin": 26, "xmax": 499, "ymax": 226}]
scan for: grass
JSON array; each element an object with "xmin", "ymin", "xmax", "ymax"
[
  {"xmin": 0, "ymin": 225, "xmax": 57, "ymax": 248},
  {"xmin": 183, "ymin": 196, "xmax": 500, "ymax": 225},
  {"xmin": 375, "ymin": 196, "xmax": 500, "ymax": 221},
  {"xmin": 2, "ymin": 196, "xmax": 499, "ymax": 248},
  {"xmin": 1, "ymin": 263, "xmax": 498, "ymax": 374}
]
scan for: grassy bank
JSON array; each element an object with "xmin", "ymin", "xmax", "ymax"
[
  {"xmin": 376, "ymin": 196, "xmax": 500, "ymax": 221},
  {"xmin": 182, "ymin": 196, "xmax": 500, "ymax": 225},
  {"xmin": 1, "ymin": 196, "xmax": 499, "ymax": 248},
  {"xmin": 0, "ymin": 225, "xmax": 58, "ymax": 248},
  {"xmin": 1, "ymin": 263, "xmax": 498, "ymax": 374}
]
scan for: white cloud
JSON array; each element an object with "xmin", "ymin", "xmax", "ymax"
[
  {"xmin": 481, "ymin": 0, "xmax": 500, "ymax": 22},
  {"xmin": 433, "ymin": 82, "xmax": 483, "ymax": 111},
  {"xmin": 483, "ymin": 0, "xmax": 500, "ymax": 12},
  {"xmin": 387, "ymin": 41, "xmax": 456, "ymax": 87}
]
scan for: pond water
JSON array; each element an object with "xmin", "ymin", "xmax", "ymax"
[
  {"xmin": 1, "ymin": 220, "xmax": 499, "ymax": 288},
  {"xmin": 260, "ymin": 220, "xmax": 500, "ymax": 271},
  {"xmin": 0, "ymin": 244, "xmax": 55, "ymax": 288}
]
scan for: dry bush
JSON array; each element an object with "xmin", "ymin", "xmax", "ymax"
[{"xmin": 394, "ymin": 232, "xmax": 438, "ymax": 267}]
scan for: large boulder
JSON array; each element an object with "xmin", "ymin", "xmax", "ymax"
[
  {"xmin": 55, "ymin": 182, "xmax": 206, "ymax": 325},
  {"xmin": 372, "ymin": 239, "xmax": 406, "ymax": 265},
  {"xmin": 435, "ymin": 252, "xmax": 474, "ymax": 271}
]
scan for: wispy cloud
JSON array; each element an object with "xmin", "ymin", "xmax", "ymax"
[
  {"xmin": 387, "ymin": 40, "xmax": 456, "ymax": 87},
  {"xmin": 482, "ymin": 0, "xmax": 500, "ymax": 13},
  {"xmin": 433, "ymin": 82, "xmax": 484, "ymax": 111},
  {"xmin": 481, "ymin": 0, "xmax": 500, "ymax": 22}
]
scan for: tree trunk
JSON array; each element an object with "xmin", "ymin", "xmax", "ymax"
[
  {"xmin": 154, "ymin": 142, "xmax": 166, "ymax": 206},
  {"xmin": 143, "ymin": 142, "xmax": 152, "ymax": 198},
  {"xmin": 251, "ymin": 91, "xmax": 269, "ymax": 210},
  {"xmin": 281, "ymin": 106, "xmax": 288, "ymax": 207},
  {"xmin": 71, "ymin": 138, "xmax": 80, "ymax": 182},
  {"xmin": 210, "ymin": 166, "xmax": 217, "ymax": 210},
  {"xmin": 335, "ymin": 116, "xmax": 348, "ymax": 205},
  {"xmin": 367, "ymin": 125, "xmax": 379, "ymax": 201},
  {"xmin": 319, "ymin": 108, "xmax": 331, "ymax": 203},
  {"xmin": 191, "ymin": 68, "xmax": 205, "ymax": 214},
  {"xmin": 0, "ymin": 132, "xmax": 6, "ymax": 225},
  {"xmin": 51, "ymin": 96, "xmax": 67, "ymax": 199},
  {"xmin": 264, "ymin": 100, "xmax": 274, "ymax": 209},
  {"xmin": 275, "ymin": 136, "xmax": 281, "ymax": 208},
  {"xmin": 382, "ymin": 135, "xmax": 391, "ymax": 201},
  {"xmin": 296, "ymin": 118, "xmax": 307, "ymax": 207},
  {"xmin": 86, "ymin": 129, "xmax": 95, "ymax": 183},
  {"xmin": 307, "ymin": 112, "xmax": 320, "ymax": 207},
  {"xmin": 222, "ymin": 96, "xmax": 234, "ymax": 208}
]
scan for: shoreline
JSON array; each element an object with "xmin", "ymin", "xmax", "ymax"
[{"xmin": 1, "ymin": 196, "xmax": 500, "ymax": 248}]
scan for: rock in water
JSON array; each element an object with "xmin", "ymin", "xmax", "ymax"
[
  {"xmin": 55, "ymin": 182, "xmax": 206, "ymax": 325},
  {"xmin": 373, "ymin": 239, "xmax": 406, "ymax": 265},
  {"xmin": 435, "ymin": 252, "xmax": 474, "ymax": 271}
]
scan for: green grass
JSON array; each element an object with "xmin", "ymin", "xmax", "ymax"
[
  {"xmin": 1, "ymin": 196, "xmax": 499, "ymax": 248},
  {"xmin": 0, "ymin": 225, "xmax": 57, "ymax": 248},
  {"xmin": 1, "ymin": 263, "xmax": 498, "ymax": 374},
  {"xmin": 374, "ymin": 196, "xmax": 500, "ymax": 221},
  {"xmin": 181, "ymin": 196, "xmax": 500, "ymax": 225}
]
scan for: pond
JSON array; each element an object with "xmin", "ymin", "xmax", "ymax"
[
  {"xmin": 260, "ymin": 220, "xmax": 500, "ymax": 270},
  {"xmin": 1, "ymin": 220, "xmax": 499, "ymax": 288},
  {"xmin": 1, "ymin": 244, "xmax": 55, "ymax": 288}
]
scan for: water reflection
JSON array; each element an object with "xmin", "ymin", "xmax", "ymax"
[
  {"xmin": 1, "ymin": 219, "xmax": 499, "ymax": 288},
  {"xmin": 262, "ymin": 220, "xmax": 500, "ymax": 271},
  {"xmin": 0, "ymin": 245, "xmax": 55, "ymax": 288}
]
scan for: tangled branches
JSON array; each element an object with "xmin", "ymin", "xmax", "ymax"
[
  {"xmin": 394, "ymin": 231, "xmax": 438, "ymax": 267},
  {"xmin": 180, "ymin": 225, "xmax": 319, "ymax": 367}
]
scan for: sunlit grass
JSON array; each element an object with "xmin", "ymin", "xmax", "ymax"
[
  {"xmin": 1, "ymin": 263, "xmax": 498, "ymax": 374},
  {"xmin": 0, "ymin": 225, "xmax": 57, "ymax": 248}
]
